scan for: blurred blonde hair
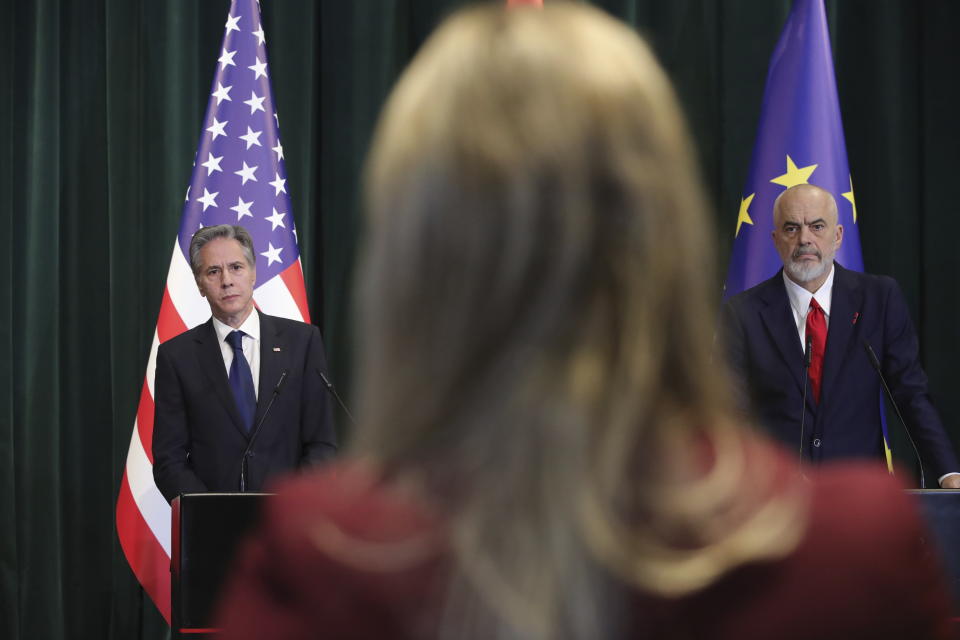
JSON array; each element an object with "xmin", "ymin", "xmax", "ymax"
[{"xmin": 354, "ymin": 3, "xmax": 806, "ymax": 638}]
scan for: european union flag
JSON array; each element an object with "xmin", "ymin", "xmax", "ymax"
[{"xmin": 724, "ymin": 0, "xmax": 862, "ymax": 298}]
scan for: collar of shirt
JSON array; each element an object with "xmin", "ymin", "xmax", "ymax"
[
  {"xmin": 212, "ymin": 309, "xmax": 261, "ymax": 345},
  {"xmin": 782, "ymin": 263, "xmax": 835, "ymax": 345}
]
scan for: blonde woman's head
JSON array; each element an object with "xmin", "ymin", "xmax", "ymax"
[{"xmin": 354, "ymin": 4, "xmax": 805, "ymax": 638}]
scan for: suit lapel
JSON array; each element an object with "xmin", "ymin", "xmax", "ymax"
[
  {"xmin": 819, "ymin": 264, "xmax": 863, "ymax": 409},
  {"xmin": 194, "ymin": 318, "xmax": 249, "ymax": 437},
  {"xmin": 253, "ymin": 311, "xmax": 287, "ymax": 428},
  {"xmin": 757, "ymin": 272, "xmax": 808, "ymax": 396}
]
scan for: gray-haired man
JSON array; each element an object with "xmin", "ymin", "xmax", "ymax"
[{"xmin": 152, "ymin": 224, "xmax": 337, "ymax": 502}]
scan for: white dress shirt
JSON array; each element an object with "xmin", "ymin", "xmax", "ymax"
[{"xmin": 212, "ymin": 311, "xmax": 261, "ymax": 400}]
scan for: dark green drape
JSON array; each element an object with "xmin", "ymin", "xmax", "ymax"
[{"xmin": 3, "ymin": 1, "xmax": 960, "ymax": 638}]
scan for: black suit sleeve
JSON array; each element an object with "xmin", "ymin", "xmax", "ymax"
[
  {"xmin": 152, "ymin": 343, "xmax": 209, "ymax": 503},
  {"xmin": 880, "ymin": 280, "xmax": 960, "ymax": 480},
  {"xmin": 298, "ymin": 325, "xmax": 338, "ymax": 466}
]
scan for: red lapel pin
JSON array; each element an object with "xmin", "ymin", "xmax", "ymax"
[{"xmin": 852, "ymin": 312, "xmax": 859, "ymax": 325}]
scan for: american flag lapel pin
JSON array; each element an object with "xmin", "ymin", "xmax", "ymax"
[
  {"xmin": 273, "ymin": 347, "xmax": 281, "ymax": 352},
  {"xmin": 852, "ymin": 312, "xmax": 859, "ymax": 325}
]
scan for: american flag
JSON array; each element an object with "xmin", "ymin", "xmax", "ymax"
[{"xmin": 115, "ymin": 0, "xmax": 310, "ymax": 621}]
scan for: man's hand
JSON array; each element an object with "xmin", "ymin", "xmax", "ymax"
[{"xmin": 939, "ymin": 473, "xmax": 960, "ymax": 489}]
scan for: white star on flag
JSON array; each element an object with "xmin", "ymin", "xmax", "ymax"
[
  {"xmin": 252, "ymin": 25, "xmax": 266, "ymax": 46},
  {"xmin": 239, "ymin": 126, "xmax": 262, "ymax": 149},
  {"xmin": 207, "ymin": 117, "xmax": 228, "ymax": 139},
  {"xmin": 260, "ymin": 242, "xmax": 283, "ymax": 265},
  {"xmin": 244, "ymin": 91, "xmax": 266, "ymax": 114},
  {"xmin": 234, "ymin": 161, "xmax": 258, "ymax": 184},
  {"xmin": 212, "ymin": 82, "xmax": 232, "ymax": 105},
  {"xmin": 230, "ymin": 196, "xmax": 254, "ymax": 220},
  {"xmin": 269, "ymin": 173, "xmax": 286, "ymax": 195},
  {"xmin": 266, "ymin": 207, "xmax": 286, "ymax": 230},
  {"xmin": 218, "ymin": 48, "xmax": 237, "ymax": 70},
  {"xmin": 201, "ymin": 153, "xmax": 224, "ymax": 174},
  {"xmin": 249, "ymin": 57, "xmax": 268, "ymax": 80},
  {"xmin": 225, "ymin": 14, "xmax": 241, "ymax": 33},
  {"xmin": 197, "ymin": 188, "xmax": 219, "ymax": 211}
]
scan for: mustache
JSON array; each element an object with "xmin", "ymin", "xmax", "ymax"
[{"xmin": 793, "ymin": 247, "xmax": 821, "ymax": 260}]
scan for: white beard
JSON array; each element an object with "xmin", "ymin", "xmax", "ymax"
[{"xmin": 786, "ymin": 254, "xmax": 831, "ymax": 284}]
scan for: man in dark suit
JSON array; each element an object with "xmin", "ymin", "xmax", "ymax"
[
  {"xmin": 152, "ymin": 224, "xmax": 337, "ymax": 503},
  {"xmin": 720, "ymin": 184, "xmax": 960, "ymax": 487}
]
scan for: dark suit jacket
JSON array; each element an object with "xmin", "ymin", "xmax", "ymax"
[
  {"xmin": 152, "ymin": 311, "xmax": 338, "ymax": 502},
  {"xmin": 720, "ymin": 263, "xmax": 959, "ymax": 481}
]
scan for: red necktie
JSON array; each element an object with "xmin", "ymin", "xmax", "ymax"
[{"xmin": 806, "ymin": 298, "xmax": 827, "ymax": 403}]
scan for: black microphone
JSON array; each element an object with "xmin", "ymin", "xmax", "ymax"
[
  {"xmin": 318, "ymin": 369, "xmax": 355, "ymax": 425},
  {"xmin": 799, "ymin": 335, "xmax": 812, "ymax": 466},
  {"xmin": 862, "ymin": 339, "xmax": 926, "ymax": 489},
  {"xmin": 239, "ymin": 370, "xmax": 288, "ymax": 492}
]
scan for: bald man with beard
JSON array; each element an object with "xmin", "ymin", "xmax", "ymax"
[{"xmin": 720, "ymin": 184, "xmax": 960, "ymax": 487}]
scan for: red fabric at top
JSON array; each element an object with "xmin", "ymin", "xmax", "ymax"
[{"xmin": 214, "ymin": 435, "xmax": 953, "ymax": 640}]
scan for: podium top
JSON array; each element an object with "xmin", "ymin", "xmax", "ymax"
[
  {"xmin": 172, "ymin": 492, "xmax": 273, "ymax": 507},
  {"xmin": 905, "ymin": 489, "xmax": 960, "ymax": 495}
]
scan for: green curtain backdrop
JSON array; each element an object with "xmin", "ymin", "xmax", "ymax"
[{"xmin": 3, "ymin": 1, "xmax": 959, "ymax": 638}]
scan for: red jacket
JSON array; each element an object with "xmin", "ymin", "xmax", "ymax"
[{"xmin": 215, "ymin": 437, "xmax": 952, "ymax": 639}]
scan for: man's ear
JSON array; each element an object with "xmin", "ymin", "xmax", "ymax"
[{"xmin": 835, "ymin": 224, "xmax": 844, "ymax": 249}]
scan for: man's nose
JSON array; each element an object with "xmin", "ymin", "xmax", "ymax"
[
  {"xmin": 220, "ymin": 270, "xmax": 234, "ymax": 287},
  {"xmin": 798, "ymin": 224, "xmax": 814, "ymax": 244}
]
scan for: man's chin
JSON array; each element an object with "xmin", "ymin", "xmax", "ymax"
[
  {"xmin": 212, "ymin": 301, "xmax": 253, "ymax": 322},
  {"xmin": 787, "ymin": 260, "xmax": 827, "ymax": 284}
]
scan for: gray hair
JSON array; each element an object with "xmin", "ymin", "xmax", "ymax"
[{"xmin": 189, "ymin": 225, "xmax": 257, "ymax": 277}]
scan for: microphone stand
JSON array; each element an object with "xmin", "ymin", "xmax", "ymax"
[
  {"xmin": 239, "ymin": 371, "xmax": 287, "ymax": 492},
  {"xmin": 863, "ymin": 340, "xmax": 926, "ymax": 489},
  {"xmin": 318, "ymin": 369, "xmax": 355, "ymax": 425},
  {"xmin": 799, "ymin": 335, "xmax": 812, "ymax": 469}
]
